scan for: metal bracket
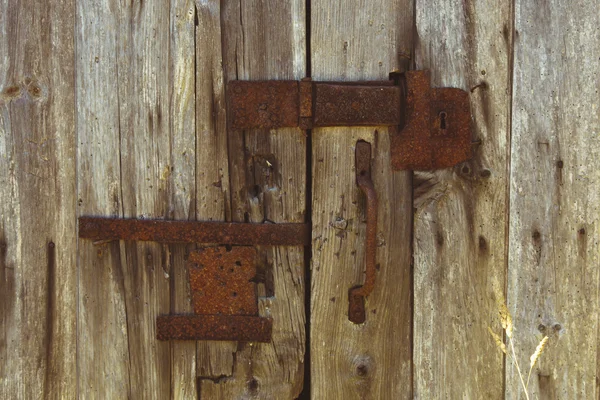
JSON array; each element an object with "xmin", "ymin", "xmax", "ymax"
[
  {"xmin": 157, "ymin": 246, "xmax": 271, "ymax": 342},
  {"xmin": 228, "ymin": 70, "xmax": 472, "ymax": 170},
  {"xmin": 79, "ymin": 217, "xmax": 310, "ymax": 342}
]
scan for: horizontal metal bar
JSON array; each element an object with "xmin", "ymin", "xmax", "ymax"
[
  {"xmin": 228, "ymin": 79, "xmax": 403, "ymax": 129},
  {"xmin": 78, "ymin": 217, "xmax": 310, "ymax": 246},
  {"xmin": 156, "ymin": 315, "xmax": 272, "ymax": 342},
  {"xmin": 313, "ymin": 83, "xmax": 402, "ymax": 127}
]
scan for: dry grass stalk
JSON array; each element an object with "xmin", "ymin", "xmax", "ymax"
[
  {"xmin": 489, "ymin": 300, "xmax": 550, "ymax": 400},
  {"xmin": 498, "ymin": 301, "xmax": 513, "ymax": 338},
  {"xmin": 527, "ymin": 336, "xmax": 549, "ymax": 389},
  {"xmin": 530, "ymin": 336, "xmax": 549, "ymax": 369},
  {"xmin": 487, "ymin": 327, "xmax": 506, "ymax": 354}
]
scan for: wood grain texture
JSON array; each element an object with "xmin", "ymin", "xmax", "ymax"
[
  {"xmin": 0, "ymin": 0, "xmax": 76, "ymax": 398},
  {"xmin": 76, "ymin": 0, "xmax": 129, "ymax": 395},
  {"xmin": 170, "ymin": 0, "xmax": 198, "ymax": 398},
  {"xmin": 196, "ymin": 1, "xmax": 307, "ymax": 399},
  {"xmin": 507, "ymin": 0, "xmax": 600, "ymax": 398},
  {"xmin": 412, "ymin": 0, "xmax": 512, "ymax": 398},
  {"xmin": 195, "ymin": 0, "xmax": 237, "ymax": 385},
  {"xmin": 77, "ymin": 0, "xmax": 193, "ymax": 397},
  {"xmin": 310, "ymin": 1, "xmax": 413, "ymax": 398}
]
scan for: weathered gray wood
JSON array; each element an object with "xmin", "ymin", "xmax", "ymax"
[
  {"xmin": 77, "ymin": 0, "xmax": 190, "ymax": 397},
  {"xmin": 170, "ymin": 0, "xmax": 198, "ymax": 398},
  {"xmin": 116, "ymin": 0, "xmax": 173, "ymax": 395},
  {"xmin": 412, "ymin": 1, "xmax": 512, "ymax": 398},
  {"xmin": 310, "ymin": 2, "xmax": 413, "ymax": 398},
  {"xmin": 196, "ymin": 1, "xmax": 307, "ymax": 398},
  {"xmin": 76, "ymin": 0, "xmax": 129, "ymax": 396},
  {"xmin": 194, "ymin": 0, "xmax": 238, "ymax": 385},
  {"xmin": 0, "ymin": 0, "xmax": 76, "ymax": 398},
  {"xmin": 507, "ymin": 1, "xmax": 600, "ymax": 398}
]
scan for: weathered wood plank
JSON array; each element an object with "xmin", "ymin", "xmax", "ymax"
[
  {"xmin": 77, "ymin": 0, "xmax": 181, "ymax": 397},
  {"xmin": 0, "ymin": 0, "xmax": 76, "ymax": 398},
  {"xmin": 196, "ymin": 1, "xmax": 307, "ymax": 398},
  {"xmin": 412, "ymin": 1, "xmax": 512, "ymax": 398},
  {"xmin": 194, "ymin": 0, "xmax": 237, "ymax": 385},
  {"xmin": 170, "ymin": 0, "xmax": 198, "ymax": 398},
  {"xmin": 310, "ymin": 2, "xmax": 413, "ymax": 398},
  {"xmin": 76, "ymin": 0, "xmax": 130, "ymax": 396},
  {"xmin": 507, "ymin": 1, "xmax": 600, "ymax": 398},
  {"xmin": 116, "ymin": 0, "xmax": 173, "ymax": 394}
]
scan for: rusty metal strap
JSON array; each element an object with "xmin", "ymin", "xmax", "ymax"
[
  {"xmin": 228, "ymin": 79, "xmax": 403, "ymax": 129},
  {"xmin": 227, "ymin": 71, "xmax": 473, "ymax": 171},
  {"xmin": 156, "ymin": 315, "xmax": 272, "ymax": 342},
  {"xmin": 79, "ymin": 217, "xmax": 310, "ymax": 246}
]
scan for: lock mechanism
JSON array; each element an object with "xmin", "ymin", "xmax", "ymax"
[
  {"xmin": 78, "ymin": 70, "xmax": 473, "ymax": 337},
  {"xmin": 229, "ymin": 69, "xmax": 473, "ymax": 323},
  {"xmin": 228, "ymin": 69, "xmax": 472, "ymax": 170}
]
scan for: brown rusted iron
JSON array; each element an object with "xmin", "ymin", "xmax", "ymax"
[
  {"xmin": 228, "ymin": 80, "xmax": 299, "ymax": 129},
  {"xmin": 228, "ymin": 71, "xmax": 472, "ymax": 170},
  {"xmin": 229, "ymin": 79, "xmax": 401, "ymax": 130},
  {"xmin": 157, "ymin": 246, "xmax": 272, "ymax": 342},
  {"xmin": 188, "ymin": 246, "xmax": 258, "ymax": 315},
  {"xmin": 299, "ymin": 78, "xmax": 313, "ymax": 130},
  {"xmin": 78, "ymin": 217, "xmax": 310, "ymax": 246},
  {"xmin": 348, "ymin": 141, "xmax": 378, "ymax": 324},
  {"xmin": 391, "ymin": 70, "xmax": 471, "ymax": 170},
  {"xmin": 156, "ymin": 315, "xmax": 272, "ymax": 342},
  {"xmin": 313, "ymin": 82, "xmax": 401, "ymax": 127}
]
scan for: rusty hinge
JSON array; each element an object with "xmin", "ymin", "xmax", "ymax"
[
  {"xmin": 79, "ymin": 217, "xmax": 310, "ymax": 342},
  {"xmin": 228, "ymin": 70, "xmax": 472, "ymax": 170}
]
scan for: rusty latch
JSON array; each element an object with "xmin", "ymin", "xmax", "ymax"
[
  {"xmin": 228, "ymin": 70, "xmax": 472, "ymax": 170},
  {"xmin": 79, "ymin": 217, "xmax": 310, "ymax": 342}
]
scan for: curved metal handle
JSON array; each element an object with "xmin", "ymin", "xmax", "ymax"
[{"xmin": 348, "ymin": 141, "xmax": 378, "ymax": 324}]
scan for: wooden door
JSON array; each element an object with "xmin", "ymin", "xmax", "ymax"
[{"xmin": 2, "ymin": 0, "xmax": 600, "ymax": 399}]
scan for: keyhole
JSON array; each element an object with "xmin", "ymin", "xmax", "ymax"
[{"xmin": 439, "ymin": 112, "xmax": 447, "ymax": 130}]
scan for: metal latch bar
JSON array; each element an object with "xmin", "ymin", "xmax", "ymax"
[
  {"xmin": 79, "ymin": 217, "xmax": 310, "ymax": 246},
  {"xmin": 228, "ymin": 70, "xmax": 473, "ymax": 171}
]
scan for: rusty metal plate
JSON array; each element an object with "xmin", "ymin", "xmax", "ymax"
[
  {"xmin": 228, "ymin": 80, "xmax": 299, "ymax": 129},
  {"xmin": 188, "ymin": 246, "xmax": 258, "ymax": 315},
  {"xmin": 156, "ymin": 314, "xmax": 272, "ymax": 342},
  {"xmin": 78, "ymin": 217, "xmax": 310, "ymax": 246},
  {"xmin": 313, "ymin": 83, "xmax": 402, "ymax": 127},
  {"xmin": 391, "ymin": 70, "xmax": 471, "ymax": 170}
]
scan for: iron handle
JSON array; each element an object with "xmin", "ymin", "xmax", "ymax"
[{"xmin": 348, "ymin": 140, "xmax": 378, "ymax": 324}]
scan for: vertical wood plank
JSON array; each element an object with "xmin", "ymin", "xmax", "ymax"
[
  {"xmin": 196, "ymin": 1, "xmax": 307, "ymax": 398},
  {"xmin": 76, "ymin": 0, "xmax": 129, "ymax": 395},
  {"xmin": 170, "ymin": 0, "xmax": 198, "ymax": 398},
  {"xmin": 508, "ymin": 1, "xmax": 600, "ymax": 398},
  {"xmin": 78, "ymin": 0, "xmax": 188, "ymax": 397},
  {"xmin": 195, "ymin": 0, "xmax": 237, "ymax": 384},
  {"xmin": 412, "ymin": 0, "xmax": 513, "ymax": 398},
  {"xmin": 310, "ymin": 2, "xmax": 413, "ymax": 398},
  {"xmin": 0, "ymin": 0, "xmax": 76, "ymax": 397},
  {"xmin": 116, "ymin": 0, "xmax": 172, "ymax": 395}
]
